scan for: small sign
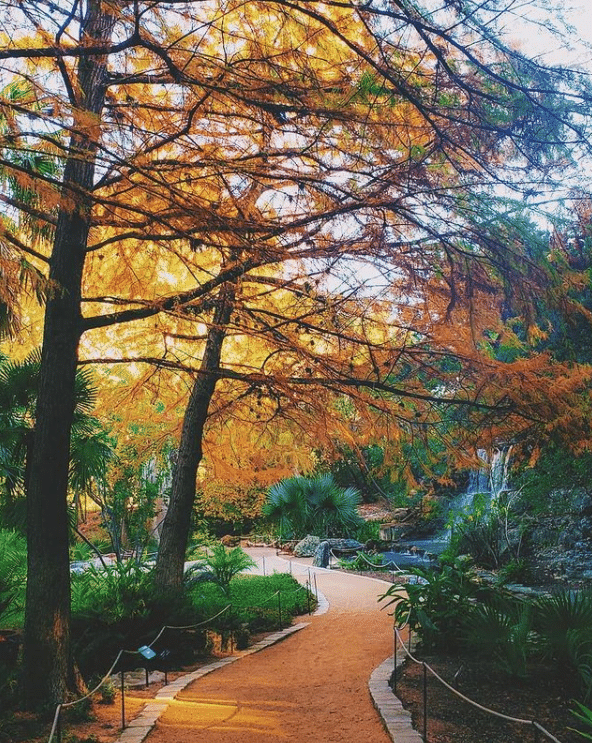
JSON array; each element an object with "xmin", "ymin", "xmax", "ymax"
[{"xmin": 137, "ymin": 645, "xmax": 156, "ymax": 660}]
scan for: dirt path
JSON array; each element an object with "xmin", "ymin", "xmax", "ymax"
[{"xmin": 145, "ymin": 548, "xmax": 396, "ymax": 743}]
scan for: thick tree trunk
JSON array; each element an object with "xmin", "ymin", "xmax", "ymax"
[
  {"xmin": 23, "ymin": 0, "xmax": 114, "ymax": 708},
  {"xmin": 154, "ymin": 289, "xmax": 234, "ymax": 593}
]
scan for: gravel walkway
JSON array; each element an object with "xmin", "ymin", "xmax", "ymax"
[{"xmin": 123, "ymin": 548, "xmax": 415, "ymax": 743}]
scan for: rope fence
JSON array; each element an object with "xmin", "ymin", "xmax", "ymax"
[
  {"xmin": 332, "ymin": 549, "xmax": 408, "ymax": 572},
  {"xmin": 393, "ymin": 627, "xmax": 564, "ymax": 743},
  {"xmin": 47, "ymin": 577, "xmax": 315, "ymax": 743}
]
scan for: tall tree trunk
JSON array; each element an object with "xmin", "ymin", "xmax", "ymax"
[
  {"xmin": 23, "ymin": 0, "xmax": 114, "ymax": 707},
  {"xmin": 154, "ymin": 288, "xmax": 234, "ymax": 593}
]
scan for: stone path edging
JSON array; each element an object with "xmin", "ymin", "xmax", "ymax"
[{"xmin": 369, "ymin": 656, "xmax": 423, "ymax": 743}]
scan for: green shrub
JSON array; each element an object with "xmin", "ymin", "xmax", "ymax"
[
  {"xmin": 532, "ymin": 591, "xmax": 592, "ymax": 663},
  {"xmin": 340, "ymin": 552, "xmax": 386, "ymax": 572},
  {"xmin": 228, "ymin": 573, "xmax": 314, "ymax": 631},
  {"xmin": 71, "ymin": 560, "xmax": 314, "ymax": 679},
  {"xmin": 533, "ymin": 590, "xmax": 592, "ymax": 697},
  {"xmin": 447, "ymin": 492, "xmax": 503, "ymax": 568},
  {"xmin": 190, "ymin": 544, "xmax": 256, "ymax": 594},
  {"xmin": 381, "ymin": 557, "xmax": 489, "ymax": 651},
  {"xmin": 70, "ymin": 541, "xmax": 96, "ymax": 563},
  {"xmin": 461, "ymin": 596, "xmax": 532, "ymax": 678},
  {"xmin": 354, "ymin": 521, "xmax": 381, "ymax": 542},
  {"xmin": 99, "ymin": 679, "xmax": 116, "ymax": 705},
  {"xmin": 72, "ymin": 561, "xmax": 153, "ymax": 624},
  {"xmin": 496, "ymin": 558, "xmax": 531, "ymax": 585},
  {"xmin": 71, "ymin": 562, "xmax": 164, "ymax": 676},
  {"xmin": 516, "ymin": 445, "xmax": 592, "ymax": 514}
]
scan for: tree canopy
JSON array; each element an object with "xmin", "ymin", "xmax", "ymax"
[{"xmin": 1, "ymin": 0, "xmax": 592, "ymax": 706}]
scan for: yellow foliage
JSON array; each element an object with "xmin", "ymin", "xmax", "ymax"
[{"xmin": 3, "ymin": 0, "xmax": 591, "ymax": 496}]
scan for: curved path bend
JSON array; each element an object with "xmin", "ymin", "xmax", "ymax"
[{"xmin": 122, "ymin": 548, "xmax": 419, "ymax": 743}]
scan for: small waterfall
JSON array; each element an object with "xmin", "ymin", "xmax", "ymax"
[
  {"xmin": 445, "ymin": 445, "xmax": 513, "ymax": 535},
  {"xmin": 464, "ymin": 446, "xmax": 513, "ymax": 502},
  {"xmin": 468, "ymin": 448, "xmax": 489, "ymax": 494},
  {"xmin": 379, "ymin": 446, "xmax": 514, "ymax": 562},
  {"xmin": 488, "ymin": 445, "xmax": 513, "ymax": 501}
]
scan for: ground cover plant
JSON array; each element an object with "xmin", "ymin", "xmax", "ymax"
[{"xmin": 339, "ymin": 552, "xmax": 389, "ymax": 572}]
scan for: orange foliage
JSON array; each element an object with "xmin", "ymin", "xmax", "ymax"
[{"xmin": 1, "ymin": 0, "xmax": 590, "ymax": 488}]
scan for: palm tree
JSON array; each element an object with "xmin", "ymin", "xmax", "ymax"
[
  {"xmin": 0, "ymin": 351, "xmax": 113, "ymax": 530},
  {"xmin": 262, "ymin": 474, "xmax": 362, "ymax": 539}
]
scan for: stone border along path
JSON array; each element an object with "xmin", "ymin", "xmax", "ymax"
[{"xmin": 115, "ymin": 549, "xmax": 421, "ymax": 743}]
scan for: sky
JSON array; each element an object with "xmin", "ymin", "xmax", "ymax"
[{"xmin": 515, "ymin": 3, "xmax": 592, "ymax": 68}]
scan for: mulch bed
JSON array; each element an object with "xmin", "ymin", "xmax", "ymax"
[{"xmin": 393, "ymin": 651, "xmax": 587, "ymax": 743}]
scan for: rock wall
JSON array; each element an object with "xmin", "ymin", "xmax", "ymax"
[{"xmin": 521, "ymin": 491, "xmax": 592, "ymax": 585}]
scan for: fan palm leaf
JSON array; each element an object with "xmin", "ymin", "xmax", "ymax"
[{"xmin": 263, "ymin": 475, "xmax": 361, "ymax": 539}]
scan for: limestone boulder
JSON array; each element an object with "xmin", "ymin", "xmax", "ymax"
[{"xmin": 294, "ymin": 535, "xmax": 321, "ymax": 557}]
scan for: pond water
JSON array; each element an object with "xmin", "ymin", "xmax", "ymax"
[{"xmin": 381, "ymin": 540, "xmax": 445, "ymax": 569}]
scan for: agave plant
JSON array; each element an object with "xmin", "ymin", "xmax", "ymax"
[{"xmin": 262, "ymin": 474, "xmax": 362, "ymax": 539}]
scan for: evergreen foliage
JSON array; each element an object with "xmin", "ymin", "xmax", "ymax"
[
  {"xmin": 0, "ymin": 351, "xmax": 113, "ymax": 525},
  {"xmin": 70, "ymin": 562, "xmax": 311, "ymax": 678},
  {"xmin": 381, "ymin": 557, "xmax": 490, "ymax": 651}
]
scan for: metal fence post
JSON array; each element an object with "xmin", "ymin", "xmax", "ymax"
[
  {"xmin": 120, "ymin": 669, "xmax": 126, "ymax": 730},
  {"xmin": 392, "ymin": 627, "xmax": 397, "ymax": 691},
  {"xmin": 423, "ymin": 662, "xmax": 428, "ymax": 742},
  {"xmin": 306, "ymin": 581, "xmax": 311, "ymax": 614},
  {"xmin": 278, "ymin": 591, "xmax": 283, "ymax": 629},
  {"xmin": 230, "ymin": 605, "xmax": 235, "ymax": 654}
]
